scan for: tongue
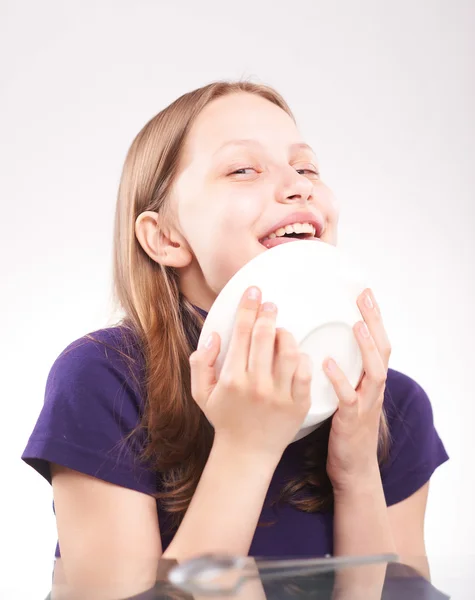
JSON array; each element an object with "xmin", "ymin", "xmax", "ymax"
[{"xmin": 262, "ymin": 236, "xmax": 303, "ymax": 249}]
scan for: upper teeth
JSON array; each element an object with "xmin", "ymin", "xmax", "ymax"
[{"xmin": 265, "ymin": 222, "xmax": 316, "ymax": 240}]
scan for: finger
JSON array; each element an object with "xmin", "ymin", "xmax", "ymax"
[
  {"xmin": 221, "ymin": 286, "xmax": 261, "ymax": 376},
  {"xmin": 323, "ymin": 358, "xmax": 359, "ymax": 423},
  {"xmin": 247, "ymin": 302, "xmax": 278, "ymax": 376},
  {"xmin": 291, "ymin": 353, "xmax": 313, "ymax": 410},
  {"xmin": 353, "ymin": 320, "xmax": 387, "ymax": 409},
  {"xmin": 273, "ymin": 328, "xmax": 300, "ymax": 397},
  {"xmin": 357, "ymin": 288, "xmax": 392, "ymax": 370},
  {"xmin": 189, "ymin": 332, "xmax": 221, "ymax": 408}
]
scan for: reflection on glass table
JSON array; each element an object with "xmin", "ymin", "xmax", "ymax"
[{"xmin": 46, "ymin": 553, "xmax": 458, "ymax": 599}]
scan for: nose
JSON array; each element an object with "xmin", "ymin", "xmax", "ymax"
[{"xmin": 277, "ymin": 169, "xmax": 314, "ymax": 205}]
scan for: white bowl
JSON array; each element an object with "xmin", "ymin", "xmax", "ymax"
[{"xmin": 198, "ymin": 240, "xmax": 369, "ymax": 442}]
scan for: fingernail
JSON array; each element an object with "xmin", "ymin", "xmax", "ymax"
[
  {"xmin": 204, "ymin": 333, "xmax": 214, "ymax": 349},
  {"xmin": 359, "ymin": 322, "xmax": 370, "ymax": 338},
  {"xmin": 262, "ymin": 302, "xmax": 277, "ymax": 312},
  {"xmin": 326, "ymin": 358, "xmax": 337, "ymax": 372},
  {"xmin": 364, "ymin": 293, "xmax": 374, "ymax": 309},
  {"xmin": 247, "ymin": 286, "xmax": 259, "ymax": 300}
]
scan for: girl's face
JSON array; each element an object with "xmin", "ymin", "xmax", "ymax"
[{"xmin": 168, "ymin": 93, "xmax": 339, "ymax": 310}]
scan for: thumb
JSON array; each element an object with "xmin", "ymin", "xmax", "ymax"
[
  {"xmin": 189, "ymin": 332, "xmax": 221, "ymax": 408},
  {"xmin": 291, "ymin": 352, "xmax": 313, "ymax": 409},
  {"xmin": 323, "ymin": 358, "xmax": 359, "ymax": 424}
]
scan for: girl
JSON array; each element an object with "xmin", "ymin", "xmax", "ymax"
[{"xmin": 22, "ymin": 80, "xmax": 448, "ymax": 596}]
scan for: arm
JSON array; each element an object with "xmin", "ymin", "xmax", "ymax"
[
  {"xmin": 51, "ymin": 464, "xmax": 162, "ymax": 600},
  {"xmin": 333, "ymin": 469, "xmax": 396, "ymax": 558},
  {"xmin": 387, "ymin": 482, "xmax": 430, "ymax": 579},
  {"xmin": 325, "ymin": 289, "xmax": 397, "ymax": 557},
  {"xmin": 325, "ymin": 290, "xmax": 434, "ymax": 581},
  {"xmin": 50, "ymin": 290, "xmax": 312, "ymax": 592},
  {"xmin": 333, "ymin": 478, "xmax": 430, "ymax": 578},
  {"xmin": 162, "ymin": 437, "xmax": 279, "ymax": 560},
  {"xmin": 51, "ymin": 441, "xmax": 279, "ymax": 597},
  {"xmin": 164, "ymin": 288, "xmax": 312, "ymax": 560}
]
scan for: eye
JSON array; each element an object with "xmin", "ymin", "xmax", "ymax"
[
  {"xmin": 228, "ymin": 167, "xmax": 257, "ymax": 176},
  {"xmin": 296, "ymin": 167, "xmax": 320, "ymax": 178}
]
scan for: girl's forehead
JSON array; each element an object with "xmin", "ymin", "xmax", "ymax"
[{"xmin": 183, "ymin": 93, "xmax": 300, "ymax": 160}]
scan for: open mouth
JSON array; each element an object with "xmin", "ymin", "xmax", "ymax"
[{"xmin": 259, "ymin": 221, "xmax": 320, "ymax": 249}]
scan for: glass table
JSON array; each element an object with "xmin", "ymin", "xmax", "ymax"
[{"xmin": 43, "ymin": 552, "xmax": 471, "ymax": 599}]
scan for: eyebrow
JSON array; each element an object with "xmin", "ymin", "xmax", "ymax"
[{"xmin": 213, "ymin": 139, "xmax": 317, "ymax": 157}]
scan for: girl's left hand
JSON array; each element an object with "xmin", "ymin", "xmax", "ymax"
[{"xmin": 324, "ymin": 288, "xmax": 391, "ymax": 494}]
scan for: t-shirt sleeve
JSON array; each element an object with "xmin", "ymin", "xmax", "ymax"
[
  {"xmin": 21, "ymin": 332, "xmax": 158, "ymax": 496},
  {"xmin": 380, "ymin": 369, "xmax": 449, "ymax": 506}
]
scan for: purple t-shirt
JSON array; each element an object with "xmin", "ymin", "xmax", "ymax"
[{"xmin": 22, "ymin": 324, "xmax": 448, "ymax": 559}]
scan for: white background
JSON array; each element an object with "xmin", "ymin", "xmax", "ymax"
[{"xmin": 1, "ymin": 0, "xmax": 474, "ymax": 596}]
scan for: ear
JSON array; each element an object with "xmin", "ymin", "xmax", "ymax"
[{"xmin": 135, "ymin": 211, "xmax": 192, "ymax": 268}]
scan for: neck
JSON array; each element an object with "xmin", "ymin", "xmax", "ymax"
[
  {"xmin": 178, "ymin": 261, "xmax": 216, "ymax": 314},
  {"xmin": 192, "ymin": 304, "xmax": 208, "ymax": 319}
]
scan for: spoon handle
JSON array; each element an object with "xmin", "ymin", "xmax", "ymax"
[{"xmin": 254, "ymin": 552, "xmax": 399, "ymax": 573}]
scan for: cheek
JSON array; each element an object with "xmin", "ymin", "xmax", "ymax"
[
  {"xmin": 209, "ymin": 189, "xmax": 262, "ymax": 240},
  {"xmin": 317, "ymin": 182, "xmax": 340, "ymax": 221},
  {"xmin": 223, "ymin": 189, "xmax": 261, "ymax": 223},
  {"xmin": 180, "ymin": 187, "xmax": 261, "ymax": 263},
  {"xmin": 200, "ymin": 191, "xmax": 264, "ymax": 289}
]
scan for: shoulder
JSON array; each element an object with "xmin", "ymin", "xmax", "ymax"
[
  {"xmin": 49, "ymin": 325, "xmax": 145, "ymax": 398},
  {"xmin": 381, "ymin": 368, "xmax": 449, "ymax": 505},
  {"xmin": 54, "ymin": 325, "xmax": 143, "ymax": 369},
  {"xmin": 42, "ymin": 325, "xmax": 148, "ymax": 436},
  {"xmin": 22, "ymin": 325, "xmax": 157, "ymax": 494},
  {"xmin": 384, "ymin": 368, "xmax": 434, "ymax": 423}
]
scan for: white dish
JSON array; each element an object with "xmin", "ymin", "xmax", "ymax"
[{"xmin": 198, "ymin": 240, "xmax": 369, "ymax": 442}]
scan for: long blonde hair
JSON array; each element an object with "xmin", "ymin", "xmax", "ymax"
[{"xmin": 112, "ymin": 80, "xmax": 390, "ymax": 530}]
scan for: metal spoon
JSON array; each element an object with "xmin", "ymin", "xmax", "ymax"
[{"xmin": 168, "ymin": 552, "xmax": 399, "ymax": 593}]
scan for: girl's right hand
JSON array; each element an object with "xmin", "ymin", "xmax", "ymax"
[{"xmin": 189, "ymin": 286, "xmax": 313, "ymax": 458}]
